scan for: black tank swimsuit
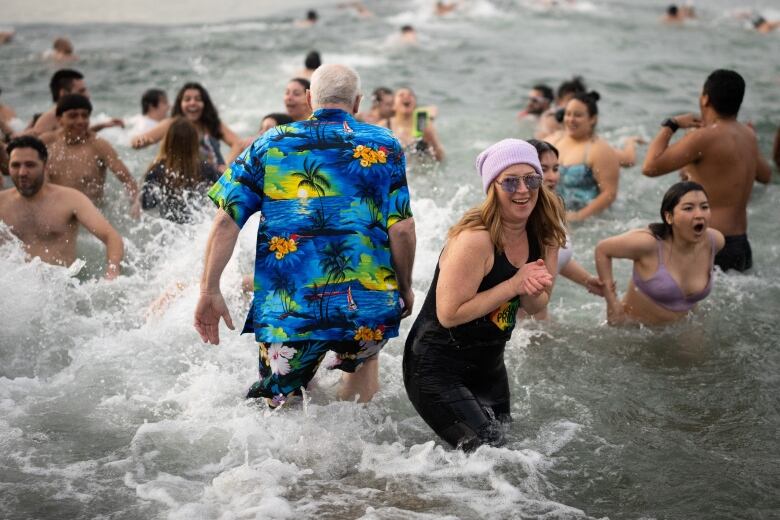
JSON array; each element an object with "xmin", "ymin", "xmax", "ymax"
[{"xmin": 403, "ymin": 235, "xmax": 541, "ymax": 451}]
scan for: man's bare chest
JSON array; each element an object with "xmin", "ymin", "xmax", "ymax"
[{"xmin": 4, "ymin": 203, "xmax": 75, "ymax": 242}]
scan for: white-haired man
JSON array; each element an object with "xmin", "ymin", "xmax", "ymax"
[{"xmin": 195, "ymin": 64, "xmax": 416, "ymax": 406}]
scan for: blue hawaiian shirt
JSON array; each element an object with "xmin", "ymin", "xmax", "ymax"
[{"xmin": 208, "ymin": 109, "xmax": 413, "ymax": 343}]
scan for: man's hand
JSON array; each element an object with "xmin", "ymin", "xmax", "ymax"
[
  {"xmin": 673, "ymin": 113, "xmax": 702, "ymax": 130},
  {"xmin": 105, "ymin": 263, "xmax": 120, "ymax": 281},
  {"xmin": 399, "ymin": 287, "xmax": 414, "ymax": 319},
  {"xmin": 91, "ymin": 118, "xmax": 125, "ymax": 133},
  {"xmin": 194, "ymin": 291, "xmax": 235, "ymax": 345}
]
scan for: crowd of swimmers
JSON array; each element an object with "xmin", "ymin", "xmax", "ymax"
[
  {"xmin": 0, "ymin": 5, "xmax": 778, "ymax": 451},
  {"xmin": 0, "ymin": 64, "xmax": 776, "ymax": 314}
]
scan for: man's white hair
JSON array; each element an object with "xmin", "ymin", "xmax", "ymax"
[{"xmin": 310, "ymin": 64, "xmax": 361, "ymax": 108}]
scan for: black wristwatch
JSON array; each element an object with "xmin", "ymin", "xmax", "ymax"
[{"xmin": 661, "ymin": 118, "xmax": 679, "ymax": 133}]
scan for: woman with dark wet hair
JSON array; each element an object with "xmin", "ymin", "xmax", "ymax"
[
  {"xmin": 595, "ymin": 182, "xmax": 725, "ymax": 326},
  {"xmin": 132, "ymin": 82, "xmax": 241, "ymax": 169}
]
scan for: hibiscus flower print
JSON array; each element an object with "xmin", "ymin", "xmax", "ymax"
[
  {"xmin": 269, "ymin": 236, "xmax": 298, "ymax": 260},
  {"xmin": 352, "ymin": 145, "xmax": 387, "ymax": 168},
  {"xmin": 267, "ymin": 342, "xmax": 297, "ymax": 376},
  {"xmin": 353, "ymin": 325, "xmax": 384, "ymax": 342}
]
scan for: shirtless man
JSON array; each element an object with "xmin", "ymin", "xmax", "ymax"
[
  {"xmin": 28, "ymin": 69, "xmax": 122, "ymax": 137},
  {"xmin": 42, "ymin": 94, "xmax": 140, "ymax": 218},
  {"xmin": 0, "ymin": 136, "xmax": 123, "ymax": 278},
  {"xmin": 48, "ymin": 37, "xmax": 78, "ymax": 62},
  {"xmin": 29, "ymin": 69, "xmax": 88, "ymax": 136},
  {"xmin": 518, "ymin": 84, "xmax": 553, "ymax": 121},
  {"xmin": 435, "ymin": 1, "xmax": 459, "ymax": 16},
  {"xmin": 642, "ymin": 69, "xmax": 772, "ymax": 272}
]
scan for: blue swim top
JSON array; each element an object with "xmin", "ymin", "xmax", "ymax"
[
  {"xmin": 558, "ymin": 142, "xmax": 599, "ymax": 211},
  {"xmin": 632, "ymin": 232, "xmax": 716, "ymax": 313}
]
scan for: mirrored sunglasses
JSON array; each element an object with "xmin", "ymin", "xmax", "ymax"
[{"xmin": 496, "ymin": 175, "xmax": 543, "ymax": 192}]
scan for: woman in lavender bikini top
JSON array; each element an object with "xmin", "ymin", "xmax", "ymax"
[{"xmin": 594, "ymin": 181, "xmax": 726, "ymax": 326}]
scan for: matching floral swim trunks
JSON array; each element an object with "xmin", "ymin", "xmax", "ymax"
[{"xmin": 245, "ymin": 338, "xmax": 388, "ymax": 406}]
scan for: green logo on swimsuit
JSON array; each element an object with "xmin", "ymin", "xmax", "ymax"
[{"xmin": 489, "ymin": 299, "xmax": 520, "ymax": 331}]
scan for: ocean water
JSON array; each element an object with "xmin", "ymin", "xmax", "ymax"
[{"xmin": 1, "ymin": 0, "xmax": 779, "ymax": 518}]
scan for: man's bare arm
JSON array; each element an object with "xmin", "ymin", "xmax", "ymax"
[
  {"xmin": 388, "ymin": 217, "xmax": 416, "ymax": 318},
  {"xmin": 28, "ymin": 110, "xmax": 57, "ymax": 136},
  {"xmin": 195, "ymin": 210, "xmax": 240, "ymax": 344},
  {"xmin": 642, "ymin": 113, "xmax": 703, "ymax": 177},
  {"xmin": 90, "ymin": 118, "xmax": 125, "ymax": 133},
  {"xmin": 71, "ymin": 190, "xmax": 124, "ymax": 279},
  {"xmin": 96, "ymin": 139, "xmax": 140, "ymax": 217},
  {"xmin": 98, "ymin": 140, "xmax": 139, "ymax": 198}
]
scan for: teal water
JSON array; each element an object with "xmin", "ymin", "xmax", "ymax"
[{"xmin": 1, "ymin": 1, "xmax": 779, "ymax": 518}]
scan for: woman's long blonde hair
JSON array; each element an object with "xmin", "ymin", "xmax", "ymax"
[
  {"xmin": 147, "ymin": 116, "xmax": 201, "ymax": 192},
  {"xmin": 448, "ymin": 183, "xmax": 567, "ymax": 254}
]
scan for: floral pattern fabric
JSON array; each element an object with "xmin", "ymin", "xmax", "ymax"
[
  {"xmin": 208, "ymin": 108, "xmax": 413, "ymax": 343},
  {"xmin": 246, "ymin": 338, "xmax": 389, "ymax": 404}
]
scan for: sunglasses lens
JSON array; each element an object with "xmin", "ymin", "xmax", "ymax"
[
  {"xmin": 498, "ymin": 175, "xmax": 542, "ymax": 192},
  {"xmin": 499, "ymin": 179, "xmax": 519, "ymax": 192},
  {"xmin": 525, "ymin": 175, "xmax": 542, "ymax": 190}
]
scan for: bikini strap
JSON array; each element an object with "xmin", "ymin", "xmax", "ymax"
[
  {"xmin": 656, "ymin": 236, "xmax": 666, "ymax": 266},
  {"xmin": 583, "ymin": 139, "xmax": 593, "ymax": 163},
  {"xmin": 708, "ymin": 230, "xmax": 717, "ymax": 263}
]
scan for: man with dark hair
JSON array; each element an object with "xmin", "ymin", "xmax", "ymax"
[
  {"xmin": 662, "ymin": 4, "xmax": 686, "ymax": 23},
  {"xmin": 42, "ymin": 94, "xmax": 139, "ymax": 218},
  {"xmin": 536, "ymin": 76, "xmax": 587, "ymax": 138},
  {"xmin": 304, "ymin": 50, "xmax": 321, "ymax": 71},
  {"xmin": 519, "ymin": 84, "xmax": 553, "ymax": 120},
  {"xmin": 0, "ymin": 135, "xmax": 124, "ymax": 277},
  {"xmin": 296, "ymin": 51, "xmax": 322, "ymax": 80},
  {"xmin": 643, "ymin": 69, "xmax": 772, "ymax": 272},
  {"xmin": 296, "ymin": 9, "xmax": 318, "ymax": 27},
  {"xmin": 141, "ymin": 89, "xmax": 169, "ymax": 118},
  {"xmin": 28, "ymin": 68, "xmax": 124, "ymax": 137},
  {"xmin": 129, "ymin": 88, "xmax": 169, "ymax": 138},
  {"xmin": 400, "ymin": 25, "xmax": 418, "ymax": 44},
  {"xmin": 27, "ymin": 69, "xmax": 87, "ymax": 135}
]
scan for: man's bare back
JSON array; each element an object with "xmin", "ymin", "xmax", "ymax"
[
  {"xmin": 680, "ymin": 120, "xmax": 764, "ymax": 236},
  {"xmin": 30, "ymin": 107, "xmax": 58, "ymax": 136}
]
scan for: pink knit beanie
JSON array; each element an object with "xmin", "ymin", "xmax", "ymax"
[{"xmin": 475, "ymin": 138, "xmax": 542, "ymax": 193}]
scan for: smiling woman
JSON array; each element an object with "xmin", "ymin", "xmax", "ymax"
[
  {"xmin": 283, "ymin": 78, "xmax": 312, "ymax": 122},
  {"xmin": 403, "ymin": 139, "xmax": 566, "ymax": 451},
  {"xmin": 550, "ymin": 91, "xmax": 620, "ymax": 222},
  {"xmin": 595, "ymin": 181, "xmax": 725, "ymax": 326},
  {"xmin": 131, "ymin": 82, "xmax": 241, "ymax": 169}
]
